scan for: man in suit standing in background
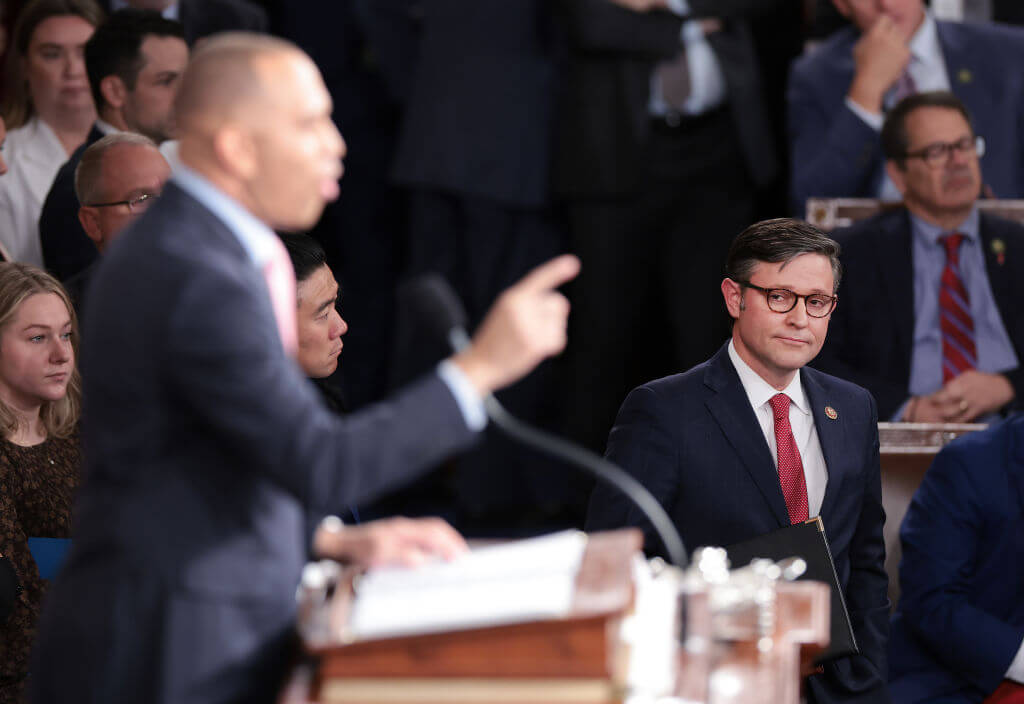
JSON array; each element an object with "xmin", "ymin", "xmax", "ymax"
[
  {"xmin": 817, "ymin": 92, "xmax": 1024, "ymax": 423},
  {"xmin": 554, "ymin": 0, "xmax": 778, "ymax": 455},
  {"xmin": 31, "ymin": 33, "xmax": 578, "ymax": 704},
  {"xmin": 587, "ymin": 218, "xmax": 890, "ymax": 704},
  {"xmin": 788, "ymin": 0, "xmax": 1024, "ymax": 211}
]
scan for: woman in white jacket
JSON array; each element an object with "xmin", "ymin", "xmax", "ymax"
[{"xmin": 0, "ymin": 0, "xmax": 102, "ymax": 266}]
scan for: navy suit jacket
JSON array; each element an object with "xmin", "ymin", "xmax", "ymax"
[
  {"xmin": 31, "ymin": 183, "xmax": 477, "ymax": 704},
  {"xmin": 787, "ymin": 20, "xmax": 1024, "ymax": 213},
  {"xmin": 889, "ymin": 416, "xmax": 1024, "ymax": 703},
  {"xmin": 816, "ymin": 209, "xmax": 1024, "ymax": 421},
  {"xmin": 586, "ymin": 344, "xmax": 890, "ymax": 704},
  {"xmin": 390, "ymin": 0, "xmax": 560, "ymax": 208},
  {"xmin": 38, "ymin": 124, "xmax": 104, "ymax": 281}
]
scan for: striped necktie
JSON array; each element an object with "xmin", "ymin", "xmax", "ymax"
[{"xmin": 939, "ymin": 233, "xmax": 977, "ymax": 382}]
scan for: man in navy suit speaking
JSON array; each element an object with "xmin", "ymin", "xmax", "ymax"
[
  {"xmin": 31, "ymin": 33, "xmax": 578, "ymax": 704},
  {"xmin": 587, "ymin": 218, "xmax": 890, "ymax": 703}
]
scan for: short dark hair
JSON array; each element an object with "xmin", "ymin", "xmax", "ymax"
[
  {"xmin": 881, "ymin": 91, "xmax": 974, "ymax": 167},
  {"xmin": 280, "ymin": 233, "xmax": 327, "ymax": 284},
  {"xmin": 725, "ymin": 218, "xmax": 842, "ymax": 293},
  {"xmin": 85, "ymin": 8, "xmax": 185, "ymax": 111}
]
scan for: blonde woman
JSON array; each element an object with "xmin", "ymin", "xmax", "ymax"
[{"xmin": 0, "ymin": 263, "xmax": 81, "ymax": 703}]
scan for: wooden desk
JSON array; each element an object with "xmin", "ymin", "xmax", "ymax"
[
  {"xmin": 878, "ymin": 422, "xmax": 986, "ymax": 606},
  {"xmin": 805, "ymin": 198, "xmax": 1024, "ymax": 231}
]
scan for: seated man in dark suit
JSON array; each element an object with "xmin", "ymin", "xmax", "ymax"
[
  {"xmin": 817, "ymin": 92, "xmax": 1023, "ymax": 423},
  {"xmin": 889, "ymin": 416, "xmax": 1024, "ymax": 703},
  {"xmin": 787, "ymin": 0, "xmax": 1024, "ymax": 212},
  {"xmin": 587, "ymin": 218, "xmax": 890, "ymax": 704},
  {"xmin": 63, "ymin": 132, "xmax": 171, "ymax": 313},
  {"xmin": 39, "ymin": 9, "xmax": 187, "ymax": 282},
  {"xmin": 281, "ymin": 232, "xmax": 348, "ymax": 411}
]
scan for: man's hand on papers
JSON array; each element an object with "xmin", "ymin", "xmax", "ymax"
[{"xmin": 313, "ymin": 517, "xmax": 469, "ymax": 569}]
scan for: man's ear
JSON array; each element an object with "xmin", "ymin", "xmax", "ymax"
[
  {"xmin": 99, "ymin": 75, "xmax": 128, "ymax": 111},
  {"xmin": 78, "ymin": 207, "xmax": 104, "ymax": 251},
  {"xmin": 213, "ymin": 124, "xmax": 258, "ymax": 182},
  {"xmin": 886, "ymin": 159, "xmax": 908, "ymax": 198},
  {"xmin": 722, "ymin": 278, "xmax": 744, "ymax": 319}
]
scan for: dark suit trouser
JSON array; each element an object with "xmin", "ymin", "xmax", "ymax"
[
  {"xmin": 386, "ymin": 189, "xmax": 585, "ymax": 536},
  {"xmin": 564, "ymin": 108, "xmax": 757, "ymax": 453}
]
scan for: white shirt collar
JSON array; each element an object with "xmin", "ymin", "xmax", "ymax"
[
  {"xmin": 168, "ymin": 151, "xmax": 279, "ymax": 267},
  {"xmin": 908, "ymin": 11, "xmax": 941, "ymax": 66},
  {"xmin": 727, "ymin": 339, "xmax": 811, "ymax": 416},
  {"xmin": 94, "ymin": 119, "xmax": 120, "ymax": 136}
]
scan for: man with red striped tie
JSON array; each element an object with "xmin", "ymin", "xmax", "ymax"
[{"xmin": 817, "ymin": 91, "xmax": 1024, "ymax": 423}]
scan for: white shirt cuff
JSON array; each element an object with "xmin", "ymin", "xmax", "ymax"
[
  {"xmin": 1007, "ymin": 637, "xmax": 1024, "ymax": 683},
  {"xmin": 437, "ymin": 360, "xmax": 487, "ymax": 432},
  {"xmin": 845, "ymin": 96, "xmax": 885, "ymax": 131},
  {"xmin": 666, "ymin": 0, "xmax": 689, "ymax": 15}
]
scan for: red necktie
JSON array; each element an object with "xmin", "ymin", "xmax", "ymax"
[
  {"xmin": 769, "ymin": 393, "xmax": 809, "ymax": 524},
  {"xmin": 262, "ymin": 236, "xmax": 298, "ymax": 357},
  {"xmin": 939, "ymin": 234, "xmax": 977, "ymax": 383}
]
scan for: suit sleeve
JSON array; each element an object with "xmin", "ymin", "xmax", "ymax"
[
  {"xmin": 897, "ymin": 443, "xmax": 1024, "ymax": 693},
  {"xmin": 786, "ymin": 60, "xmax": 886, "ymax": 214},
  {"xmin": 812, "ymin": 392, "xmax": 891, "ymax": 703},
  {"xmin": 585, "ymin": 385, "xmax": 681, "ymax": 558},
  {"xmin": 165, "ymin": 260, "xmax": 477, "ymax": 516}
]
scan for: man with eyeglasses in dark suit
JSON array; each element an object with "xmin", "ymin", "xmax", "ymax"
[
  {"xmin": 587, "ymin": 217, "xmax": 891, "ymax": 704},
  {"xmin": 816, "ymin": 91, "xmax": 1024, "ymax": 424}
]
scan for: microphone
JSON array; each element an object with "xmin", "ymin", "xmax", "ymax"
[{"xmin": 402, "ymin": 274, "xmax": 689, "ymax": 568}]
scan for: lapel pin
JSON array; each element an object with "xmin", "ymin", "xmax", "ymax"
[
  {"xmin": 992, "ymin": 238, "xmax": 1006, "ymax": 266},
  {"xmin": 957, "ymin": 68, "xmax": 973, "ymax": 84},
  {"xmin": 825, "ymin": 406, "xmax": 838, "ymax": 420}
]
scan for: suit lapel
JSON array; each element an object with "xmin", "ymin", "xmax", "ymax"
[
  {"xmin": 802, "ymin": 370, "xmax": 844, "ymax": 520},
  {"xmin": 704, "ymin": 346, "xmax": 791, "ymax": 527},
  {"xmin": 979, "ymin": 213, "xmax": 1014, "ymax": 323},
  {"xmin": 875, "ymin": 211, "xmax": 916, "ymax": 372},
  {"xmin": 940, "ymin": 23, "xmax": 993, "ymax": 139}
]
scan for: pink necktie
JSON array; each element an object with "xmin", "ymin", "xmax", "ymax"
[
  {"xmin": 262, "ymin": 236, "xmax": 298, "ymax": 357},
  {"xmin": 769, "ymin": 393, "xmax": 809, "ymax": 524}
]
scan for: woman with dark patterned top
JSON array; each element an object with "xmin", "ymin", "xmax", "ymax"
[{"xmin": 0, "ymin": 263, "xmax": 81, "ymax": 704}]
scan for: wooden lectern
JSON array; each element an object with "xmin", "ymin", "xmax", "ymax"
[{"xmin": 280, "ymin": 530, "xmax": 833, "ymax": 704}]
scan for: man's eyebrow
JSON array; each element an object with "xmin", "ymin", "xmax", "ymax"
[{"xmin": 314, "ymin": 295, "xmax": 337, "ymax": 315}]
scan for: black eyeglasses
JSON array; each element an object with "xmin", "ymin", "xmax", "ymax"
[
  {"xmin": 83, "ymin": 193, "xmax": 159, "ymax": 214},
  {"xmin": 738, "ymin": 282, "xmax": 837, "ymax": 318},
  {"xmin": 904, "ymin": 136, "xmax": 985, "ymax": 169}
]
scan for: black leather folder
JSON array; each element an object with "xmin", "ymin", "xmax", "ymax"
[{"xmin": 725, "ymin": 516, "xmax": 858, "ymax": 662}]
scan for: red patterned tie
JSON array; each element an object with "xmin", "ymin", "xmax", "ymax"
[
  {"xmin": 939, "ymin": 234, "xmax": 977, "ymax": 383},
  {"xmin": 769, "ymin": 393, "xmax": 809, "ymax": 524}
]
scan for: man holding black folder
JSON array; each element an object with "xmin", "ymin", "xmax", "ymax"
[{"xmin": 587, "ymin": 218, "xmax": 890, "ymax": 703}]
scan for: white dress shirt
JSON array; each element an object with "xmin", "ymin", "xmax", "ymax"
[
  {"xmin": 649, "ymin": 0, "xmax": 728, "ymax": 118},
  {"xmin": 728, "ymin": 340, "xmax": 828, "ymax": 517},
  {"xmin": 0, "ymin": 117, "xmax": 69, "ymax": 265}
]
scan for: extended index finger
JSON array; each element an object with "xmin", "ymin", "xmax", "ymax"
[{"xmin": 514, "ymin": 254, "xmax": 581, "ymax": 293}]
